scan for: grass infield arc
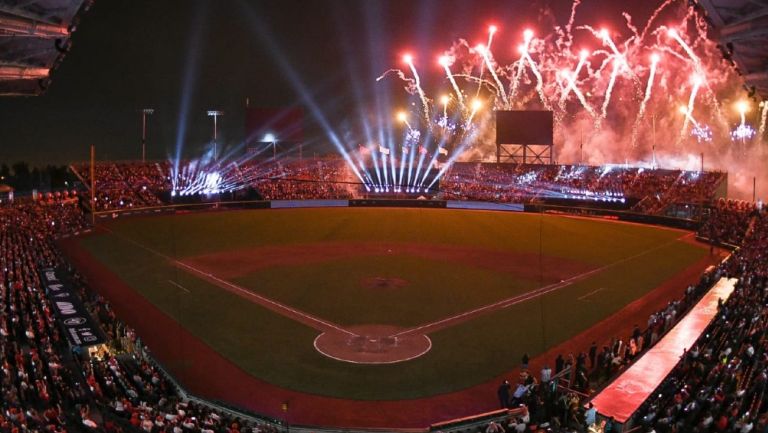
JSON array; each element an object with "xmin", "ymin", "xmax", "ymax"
[{"xmin": 60, "ymin": 208, "xmax": 722, "ymax": 427}]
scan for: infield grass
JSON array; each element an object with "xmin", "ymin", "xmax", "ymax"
[{"xmin": 74, "ymin": 208, "xmax": 707, "ymax": 399}]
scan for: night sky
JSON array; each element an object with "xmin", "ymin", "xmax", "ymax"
[{"xmin": 0, "ymin": 0, "xmax": 664, "ymax": 166}]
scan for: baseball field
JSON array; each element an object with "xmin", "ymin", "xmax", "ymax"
[{"xmin": 60, "ymin": 207, "xmax": 715, "ymax": 426}]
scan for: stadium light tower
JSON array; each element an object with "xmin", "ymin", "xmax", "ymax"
[
  {"xmin": 141, "ymin": 108, "xmax": 154, "ymax": 162},
  {"xmin": 264, "ymin": 133, "xmax": 277, "ymax": 159},
  {"xmin": 207, "ymin": 110, "xmax": 224, "ymax": 161}
]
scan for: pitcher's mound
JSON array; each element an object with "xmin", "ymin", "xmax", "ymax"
[
  {"xmin": 360, "ymin": 276, "xmax": 409, "ymax": 290},
  {"xmin": 314, "ymin": 325, "xmax": 431, "ymax": 364}
]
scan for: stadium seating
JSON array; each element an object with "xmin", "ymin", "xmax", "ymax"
[
  {"xmin": 632, "ymin": 208, "xmax": 767, "ymax": 431},
  {"xmin": 71, "ymin": 159, "xmax": 726, "ymax": 215},
  {"xmin": 1, "ymin": 169, "xmax": 764, "ymax": 433}
]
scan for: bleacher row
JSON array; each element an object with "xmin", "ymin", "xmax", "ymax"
[
  {"xmin": 70, "ymin": 160, "xmax": 727, "ymax": 216},
  {"xmin": 632, "ymin": 210, "xmax": 767, "ymax": 432},
  {"xmin": 1, "ymin": 200, "xmax": 279, "ymax": 433},
  {"xmin": 1, "ymin": 173, "xmax": 765, "ymax": 433}
]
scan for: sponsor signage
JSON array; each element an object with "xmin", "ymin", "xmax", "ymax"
[{"xmin": 40, "ymin": 267, "xmax": 106, "ymax": 347}]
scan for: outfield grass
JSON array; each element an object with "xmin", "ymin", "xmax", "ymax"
[{"xmin": 75, "ymin": 208, "xmax": 707, "ymax": 400}]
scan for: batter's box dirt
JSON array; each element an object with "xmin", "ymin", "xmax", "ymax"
[
  {"xmin": 314, "ymin": 325, "xmax": 431, "ymax": 364},
  {"xmin": 360, "ymin": 276, "xmax": 409, "ymax": 290}
]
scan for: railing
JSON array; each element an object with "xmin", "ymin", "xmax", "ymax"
[
  {"xmin": 125, "ymin": 332, "xmax": 512, "ymax": 433},
  {"xmin": 525, "ymin": 202, "xmax": 700, "ymax": 230},
  {"xmin": 90, "ymin": 197, "xmax": 702, "ymax": 234},
  {"xmin": 78, "ymin": 198, "xmax": 733, "ymax": 433}
]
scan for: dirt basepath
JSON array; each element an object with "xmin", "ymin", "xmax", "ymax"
[
  {"xmin": 58, "ymin": 228, "xmax": 725, "ymax": 429},
  {"xmin": 185, "ymin": 241, "xmax": 590, "ymax": 283}
]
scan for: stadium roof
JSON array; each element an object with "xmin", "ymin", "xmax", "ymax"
[
  {"xmin": 696, "ymin": 0, "xmax": 768, "ymax": 100},
  {"xmin": 0, "ymin": 0, "xmax": 93, "ymax": 96}
]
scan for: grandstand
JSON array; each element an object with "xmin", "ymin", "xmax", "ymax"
[
  {"xmin": 68, "ymin": 160, "xmax": 728, "ymax": 217},
  {"xmin": 2, "ymin": 0, "xmax": 768, "ymax": 432},
  {"xmin": 2, "ymin": 160, "xmax": 765, "ymax": 431},
  {"xmin": 0, "ymin": 0, "xmax": 93, "ymax": 96}
]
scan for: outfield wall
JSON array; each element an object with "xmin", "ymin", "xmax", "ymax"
[
  {"xmin": 92, "ymin": 198, "xmax": 696, "ymax": 232},
  {"xmin": 78, "ymin": 198, "xmax": 731, "ymax": 433}
]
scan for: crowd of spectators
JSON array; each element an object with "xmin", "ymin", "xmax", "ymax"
[
  {"xmin": 242, "ymin": 159, "xmax": 356, "ymax": 200},
  {"xmin": 1, "ymin": 198, "xmax": 280, "ymax": 433},
  {"xmin": 74, "ymin": 159, "xmax": 356, "ymax": 209},
  {"xmin": 490, "ymin": 201, "xmax": 766, "ymax": 433},
  {"xmin": 494, "ymin": 264, "xmax": 725, "ymax": 432},
  {"xmin": 73, "ymin": 163, "xmax": 167, "ymax": 211},
  {"xmin": 72, "ymin": 160, "xmax": 726, "ymax": 215},
  {"xmin": 439, "ymin": 163, "xmax": 725, "ymax": 214},
  {"xmin": 699, "ymin": 198, "xmax": 760, "ymax": 246},
  {"xmin": 1, "ymin": 198, "xmax": 93, "ymax": 433},
  {"xmin": 3, "ymin": 162, "xmax": 764, "ymax": 433},
  {"xmin": 632, "ymin": 208, "xmax": 768, "ymax": 433}
]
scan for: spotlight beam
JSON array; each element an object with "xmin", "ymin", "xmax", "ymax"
[{"xmin": 238, "ymin": 2, "xmax": 367, "ymax": 186}]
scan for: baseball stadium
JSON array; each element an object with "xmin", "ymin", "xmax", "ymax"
[{"xmin": 0, "ymin": 1, "xmax": 766, "ymax": 433}]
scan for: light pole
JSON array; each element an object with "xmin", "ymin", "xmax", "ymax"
[
  {"xmin": 263, "ymin": 133, "xmax": 277, "ymax": 159},
  {"xmin": 207, "ymin": 110, "xmax": 224, "ymax": 161},
  {"xmin": 141, "ymin": 108, "xmax": 154, "ymax": 162}
]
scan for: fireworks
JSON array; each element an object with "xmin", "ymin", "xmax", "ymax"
[
  {"xmin": 599, "ymin": 58, "xmax": 623, "ymax": 127},
  {"xmin": 731, "ymin": 124, "xmax": 756, "ymax": 141},
  {"xmin": 691, "ymin": 124, "xmax": 712, "ymax": 143},
  {"xmin": 402, "ymin": 54, "xmax": 430, "ymax": 123},
  {"xmin": 475, "ymin": 44, "xmax": 509, "ymax": 107},
  {"xmin": 631, "ymin": 53, "xmax": 660, "ymax": 147},
  {"xmin": 680, "ymin": 74, "xmax": 705, "ymax": 139},
  {"xmin": 759, "ymin": 102, "xmax": 768, "ymax": 140},
  {"xmin": 359, "ymin": 0, "xmax": 763, "ymax": 196},
  {"xmin": 730, "ymin": 100, "xmax": 757, "ymax": 142}
]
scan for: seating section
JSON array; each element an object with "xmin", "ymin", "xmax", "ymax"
[
  {"xmin": 71, "ymin": 160, "xmax": 726, "ymax": 214},
  {"xmin": 1, "ymin": 173, "xmax": 764, "ymax": 433},
  {"xmin": 634, "ymin": 209, "xmax": 768, "ymax": 431}
]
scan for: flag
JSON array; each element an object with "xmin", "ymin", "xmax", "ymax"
[
  {"xmin": 379, "ymin": 145, "xmax": 390, "ymax": 155},
  {"xmin": 418, "ymin": 145, "xmax": 427, "ymax": 155},
  {"xmin": 438, "ymin": 147, "xmax": 448, "ymax": 155}
]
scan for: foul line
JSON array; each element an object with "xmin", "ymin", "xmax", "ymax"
[
  {"xmin": 393, "ymin": 233, "xmax": 692, "ymax": 337},
  {"xmin": 168, "ymin": 279, "xmax": 190, "ymax": 293},
  {"xmin": 577, "ymin": 287, "xmax": 605, "ymax": 301},
  {"xmin": 99, "ymin": 224, "xmax": 694, "ymax": 341},
  {"xmin": 99, "ymin": 225, "xmax": 356, "ymax": 337}
]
